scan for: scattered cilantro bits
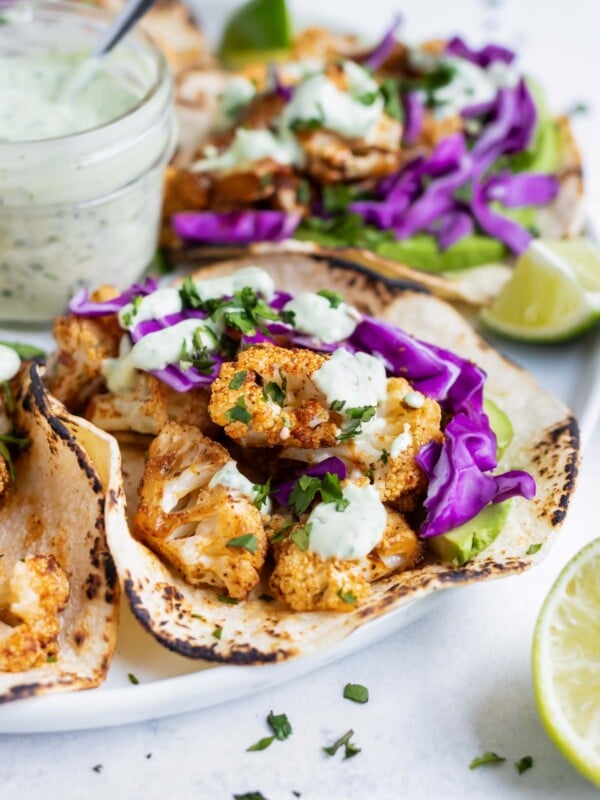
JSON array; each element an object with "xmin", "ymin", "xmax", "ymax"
[
  {"xmin": 337, "ymin": 587, "xmax": 357, "ymax": 606},
  {"xmin": 234, "ymin": 793, "xmax": 268, "ymax": 800},
  {"xmin": 253, "ymin": 478, "xmax": 271, "ymax": 510},
  {"xmin": 217, "ymin": 593, "xmax": 239, "ymax": 605},
  {"xmin": 469, "ymin": 752, "xmax": 506, "ymax": 769},
  {"xmin": 212, "ymin": 626, "xmax": 223, "ymax": 640},
  {"xmin": 317, "ymin": 289, "xmax": 343, "ymax": 308},
  {"xmin": 263, "ymin": 381, "xmax": 286, "ymax": 405},
  {"xmin": 290, "ymin": 523, "xmax": 311, "ymax": 552},
  {"xmin": 338, "ymin": 405, "xmax": 376, "ymax": 442},
  {"xmin": 268, "ymin": 711, "xmax": 293, "ymax": 741},
  {"xmin": 229, "ymin": 370, "xmax": 248, "ymax": 390},
  {"xmin": 343, "ymin": 683, "xmax": 369, "ymax": 704},
  {"xmin": 0, "ymin": 341, "xmax": 46, "ymax": 360},
  {"xmin": 323, "ymin": 729, "xmax": 361, "ymax": 759},
  {"xmin": 527, "ymin": 543, "xmax": 543, "ymax": 555},
  {"xmin": 246, "ymin": 736, "xmax": 274, "ymax": 752},
  {"xmin": 92, "ymin": 764, "xmax": 103, "ymax": 774},
  {"xmin": 128, "ymin": 672, "xmax": 139, "ymax": 685},
  {"xmin": 226, "ymin": 396, "xmax": 252, "ymax": 424},
  {"xmin": 516, "ymin": 755, "xmax": 533, "ymax": 774},
  {"xmin": 226, "ymin": 533, "xmax": 258, "ymax": 554},
  {"xmin": 289, "ymin": 472, "xmax": 348, "ymax": 516}
]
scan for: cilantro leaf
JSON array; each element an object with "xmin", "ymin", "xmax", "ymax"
[
  {"xmin": 379, "ymin": 449, "xmax": 390, "ymax": 465},
  {"xmin": 179, "ymin": 276, "xmax": 203, "ymax": 309},
  {"xmin": 515, "ymin": 755, "xmax": 533, "ymax": 774},
  {"xmin": 289, "ymin": 475, "xmax": 322, "ymax": 515},
  {"xmin": 217, "ymin": 593, "xmax": 239, "ymax": 605},
  {"xmin": 92, "ymin": 764, "xmax": 103, "ymax": 774},
  {"xmin": 226, "ymin": 534, "xmax": 258, "ymax": 554},
  {"xmin": 179, "ymin": 331, "xmax": 216, "ymax": 375},
  {"xmin": 330, "ymin": 399, "xmax": 346, "ymax": 412},
  {"xmin": 319, "ymin": 473, "xmax": 349, "ymax": 511},
  {"xmin": 337, "ymin": 588, "xmax": 357, "ymax": 606},
  {"xmin": 226, "ymin": 397, "xmax": 252, "ymax": 424},
  {"xmin": 317, "ymin": 289, "xmax": 343, "ymax": 309},
  {"xmin": 270, "ymin": 522, "xmax": 294, "ymax": 544},
  {"xmin": 246, "ymin": 736, "xmax": 274, "ymax": 752},
  {"xmin": 229, "ymin": 371, "xmax": 248, "ymax": 390},
  {"xmin": 234, "ymin": 794, "xmax": 268, "ymax": 800},
  {"xmin": 253, "ymin": 478, "xmax": 271, "ymax": 510},
  {"xmin": 263, "ymin": 381, "xmax": 286, "ymax": 405},
  {"xmin": 526, "ymin": 543, "xmax": 542, "ymax": 555},
  {"xmin": 469, "ymin": 752, "xmax": 506, "ymax": 769},
  {"xmin": 380, "ymin": 77, "xmax": 403, "ymax": 121},
  {"xmin": 338, "ymin": 406, "xmax": 376, "ymax": 442},
  {"xmin": 343, "ymin": 683, "xmax": 369, "ymax": 704},
  {"xmin": 290, "ymin": 523, "xmax": 311, "ymax": 552},
  {"xmin": 323, "ymin": 729, "xmax": 361, "ymax": 759},
  {"xmin": 267, "ymin": 711, "xmax": 292, "ymax": 741},
  {"xmin": 128, "ymin": 672, "xmax": 139, "ymax": 685},
  {"xmin": 212, "ymin": 626, "xmax": 223, "ymax": 640}
]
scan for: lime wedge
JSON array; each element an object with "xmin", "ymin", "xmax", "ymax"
[
  {"xmin": 219, "ymin": 0, "xmax": 293, "ymax": 69},
  {"xmin": 479, "ymin": 238, "xmax": 600, "ymax": 342},
  {"xmin": 532, "ymin": 538, "xmax": 600, "ymax": 787}
]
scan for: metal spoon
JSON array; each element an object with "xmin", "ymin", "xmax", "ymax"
[{"xmin": 59, "ymin": 0, "xmax": 158, "ymax": 101}]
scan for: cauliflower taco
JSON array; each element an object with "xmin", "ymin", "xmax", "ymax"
[
  {"xmin": 45, "ymin": 254, "xmax": 579, "ymax": 663},
  {"xmin": 0, "ymin": 354, "xmax": 119, "ymax": 703},
  {"xmin": 163, "ymin": 16, "xmax": 583, "ymax": 306}
]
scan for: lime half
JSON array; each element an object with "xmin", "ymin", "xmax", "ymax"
[
  {"xmin": 533, "ymin": 538, "xmax": 600, "ymax": 787},
  {"xmin": 480, "ymin": 238, "xmax": 600, "ymax": 342},
  {"xmin": 219, "ymin": 0, "xmax": 293, "ymax": 68}
]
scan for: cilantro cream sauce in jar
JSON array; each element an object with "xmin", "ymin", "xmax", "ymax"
[{"xmin": 0, "ymin": 1, "xmax": 178, "ymax": 321}]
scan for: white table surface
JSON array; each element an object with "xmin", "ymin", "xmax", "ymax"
[{"xmin": 3, "ymin": 1, "xmax": 600, "ymax": 798}]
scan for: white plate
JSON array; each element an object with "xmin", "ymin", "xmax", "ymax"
[{"xmin": 1, "ymin": 293, "xmax": 599, "ymax": 733}]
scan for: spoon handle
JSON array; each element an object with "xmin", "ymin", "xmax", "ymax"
[{"xmin": 93, "ymin": 0, "xmax": 158, "ymax": 57}]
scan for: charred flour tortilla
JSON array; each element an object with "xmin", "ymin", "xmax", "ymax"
[
  {"xmin": 106, "ymin": 255, "xmax": 578, "ymax": 663},
  {"xmin": 0, "ymin": 365, "xmax": 120, "ymax": 703}
]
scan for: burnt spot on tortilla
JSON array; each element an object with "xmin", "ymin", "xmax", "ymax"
[
  {"xmin": 532, "ymin": 415, "xmax": 579, "ymax": 526},
  {"xmin": 85, "ymin": 572, "xmax": 102, "ymax": 600},
  {"xmin": 74, "ymin": 629, "xmax": 87, "ymax": 648}
]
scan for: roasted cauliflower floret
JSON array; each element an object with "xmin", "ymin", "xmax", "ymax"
[
  {"xmin": 85, "ymin": 369, "xmax": 214, "ymax": 437},
  {"xmin": 209, "ymin": 344, "xmax": 342, "ymax": 448},
  {"xmin": 269, "ymin": 534, "xmax": 371, "ymax": 612},
  {"xmin": 370, "ymin": 378, "xmax": 443, "ymax": 508},
  {"xmin": 134, "ymin": 422, "xmax": 267, "ymax": 599},
  {"xmin": 359, "ymin": 507, "xmax": 422, "ymax": 582},
  {"xmin": 0, "ymin": 554, "xmax": 69, "ymax": 672},
  {"xmin": 46, "ymin": 286, "xmax": 122, "ymax": 412}
]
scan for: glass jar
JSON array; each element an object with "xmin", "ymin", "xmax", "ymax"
[{"xmin": 0, "ymin": 1, "xmax": 178, "ymax": 322}]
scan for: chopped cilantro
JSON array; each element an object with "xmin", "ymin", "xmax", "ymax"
[
  {"xmin": 297, "ymin": 179, "xmax": 311, "ymax": 206},
  {"xmin": 226, "ymin": 533, "xmax": 258, "ymax": 554},
  {"xmin": 246, "ymin": 736, "xmax": 274, "ymax": 752},
  {"xmin": 280, "ymin": 309, "xmax": 296, "ymax": 326},
  {"xmin": 380, "ymin": 77, "xmax": 403, "ymax": 121},
  {"xmin": 2, "ymin": 381, "xmax": 14, "ymax": 414},
  {"xmin": 179, "ymin": 330, "xmax": 216, "ymax": 375},
  {"xmin": 212, "ymin": 626, "xmax": 223, "ymax": 640},
  {"xmin": 229, "ymin": 371, "xmax": 248, "ymax": 390},
  {"xmin": 290, "ymin": 523, "xmax": 311, "ymax": 552},
  {"xmin": 234, "ymin": 794, "xmax": 268, "ymax": 800},
  {"xmin": 259, "ymin": 174, "xmax": 272, "ymax": 189},
  {"xmin": 92, "ymin": 764, "xmax": 103, "ymax": 773},
  {"xmin": 290, "ymin": 102, "xmax": 325, "ymax": 132},
  {"xmin": 338, "ymin": 406, "xmax": 376, "ymax": 442},
  {"xmin": 322, "ymin": 185, "xmax": 359, "ymax": 214},
  {"xmin": 221, "ymin": 287, "xmax": 281, "ymax": 336},
  {"xmin": 379, "ymin": 449, "xmax": 389, "ymax": 465},
  {"xmin": 217, "ymin": 593, "xmax": 239, "ymax": 605},
  {"xmin": 253, "ymin": 478, "xmax": 271, "ymax": 510},
  {"xmin": 267, "ymin": 711, "xmax": 292, "ymax": 741},
  {"xmin": 220, "ymin": 333, "xmax": 239, "ymax": 358},
  {"xmin": 330, "ymin": 399, "xmax": 346, "ymax": 412},
  {"xmin": 337, "ymin": 588, "xmax": 357, "ymax": 606},
  {"xmin": 515, "ymin": 755, "xmax": 533, "ymax": 774},
  {"xmin": 128, "ymin": 673, "xmax": 139, "ymax": 685},
  {"xmin": 179, "ymin": 276, "xmax": 203, "ymax": 309},
  {"xmin": 152, "ymin": 248, "xmax": 171, "ymax": 274},
  {"xmin": 121, "ymin": 295, "xmax": 143, "ymax": 327},
  {"xmin": 289, "ymin": 475, "xmax": 322, "ymax": 515},
  {"xmin": 226, "ymin": 397, "xmax": 252, "ymax": 424},
  {"xmin": 294, "ymin": 212, "xmax": 393, "ymax": 251},
  {"xmin": 527, "ymin": 543, "xmax": 542, "ymax": 555},
  {"xmin": 0, "ymin": 432, "xmax": 29, "ymax": 483},
  {"xmin": 146, "ymin": 753, "xmax": 152, "ymax": 759},
  {"xmin": 317, "ymin": 289, "xmax": 343, "ymax": 309},
  {"xmin": 46, "ymin": 654, "xmax": 58, "ymax": 663},
  {"xmin": 271, "ymin": 522, "xmax": 294, "ymax": 543},
  {"xmin": 0, "ymin": 341, "xmax": 46, "ymax": 360},
  {"xmin": 469, "ymin": 752, "xmax": 506, "ymax": 769},
  {"xmin": 318, "ymin": 472, "xmax": 349, "ymax": 511},
  {"xmin": 567, "ymin": 101, "xmax": 589, "ymax": 116},
  {"xmin": 343, "ymin": 683, "xmax": 369, "ymax": 704},
  {"xmin": 191, "ymin": 612, "xmax": 207, "ymax": 622},
  {"xmin": 263, "ymin": 381, "xmax": 286, "ymax": 405},
  {"xmin": 323, "ymin": 729, "xmax": 361, "ymax": 759}
]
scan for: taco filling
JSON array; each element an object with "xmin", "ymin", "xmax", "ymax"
[
  {"xmin": 48, "ymin": 264, "xmax": 537, "ymax": 615},
  {"xmin": 164, "ymin": 19, "xmax": 582, "ymax": 277}
]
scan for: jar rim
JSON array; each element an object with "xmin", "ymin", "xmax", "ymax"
[{"xmin": 0, "ymin": 0, "xmax": 171, "ymax": 148}]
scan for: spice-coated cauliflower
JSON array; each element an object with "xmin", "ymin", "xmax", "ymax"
[
  {"xmin": 209, "ymin": 344, "xmax": 343, "ymax": 449},
  {"xmin": 134, "ymin": 422, "xmax": 268, "ymax": 599},
  {"xmin": 0, "ymin": 554, "xmax": 69, "ymax": 672}
]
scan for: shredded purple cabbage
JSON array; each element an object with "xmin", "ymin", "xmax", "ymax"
[
  {"xmin": 172, "ymin": 211, "xmax": 302, "ymax": 244},
  {"xmin": 68, "ymin": 277, "xmax": 158, "ymax": 317},
  {"xmin": 483, "ymin": 172, "xmax": 559, "ymax": 207},
  {"xmin": 269, "ymin": 64, "xmax": 294, "ymax": 102},
  {"xmin": 432, "ymin": 210, "xmax": 474, "ymax": 250},
  {"xmin": 402, "ymin": 92, "xmax": 424, "ymax": 146},
  {"xmin": 446, "ymin": 36, "xmax": 515, "ymax": 67},
  {"xmin": 361, "ymin": 15, "xmax": 403, "ymax": 71},
  {"xmin": 470, "ymin": 181, "xmax": 533, "ymax": 254},
  {"xmin": 274, "ymin": 457, "xmax": 348, "ymax": 507}
]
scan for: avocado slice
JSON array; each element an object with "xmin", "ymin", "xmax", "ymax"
[
  {"xmin": 375, "ymin": 234, "xmax": 507, "ymax": 272},
  {"xmin": 219, "ymin": 0, "xmax": 293, "ymax": 69},
  {"xmin": 429, "ymin": 501, "xmax": 511, "ymax": 566},
  {"xmin": 430, "ymin": 398, "xmax": 514, "ymax": 565},
  {"xmin": 484, "ymin": 397, "xmax": 514, "ymax": 459}
]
